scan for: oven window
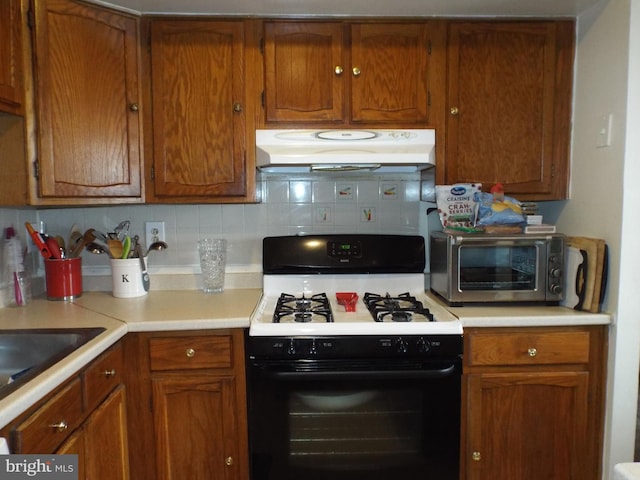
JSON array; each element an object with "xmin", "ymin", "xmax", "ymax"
[
  {"xmin": 247, "ymin": 366, "xmax": 461, "ymax": 480},
  {"xmin": 459, "ymin": 244, "xmax": 538, "ymax": 291},
  {"xmin": 290, "ymin": 388, "xmax": 423, "ymax": 469}
]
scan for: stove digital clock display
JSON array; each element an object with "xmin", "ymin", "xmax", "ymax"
[{"xmin": 328, "ymin": 240, "xmax": 362, "ymax": 258}]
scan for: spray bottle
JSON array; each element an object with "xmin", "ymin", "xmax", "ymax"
[{"xmin": 3, "ymin": 227, "xmax": 30, "ymax": 307}]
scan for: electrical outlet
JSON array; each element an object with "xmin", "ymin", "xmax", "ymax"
[{"xmin": 145, "ymin": 221, "xmax": 165, "ymax": 248}]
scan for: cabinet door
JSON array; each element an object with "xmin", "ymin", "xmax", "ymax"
[
  {"xmin": 33, "ymin": 0, "xmax": 142, "ymax": 200},
  {"xmin": 0, "ymin": 0, "xmax": 23, "ymax": 114},
  {"xmin": 83, "ymin": 386, "xmax": 130, "ymax": 480},
  {"xmin": 57, "ymin": 429, "xmax": 86, "ymax": 479},
  {"xmin": 150, "ymin": 20, "xmax": 247, "ymax": 199},
  {"xmin": 445, "ymin": 22, "xmax": 573, "ymax": 200},
  {"xmin": 350, "ymin": 23, "xmax": 429, "ymax": 124},
  {"xmin": 152, "ymin": 375, "xmax": 243, "ymax": 480},
  {"xmin": 465, "ymin": 371, "xmax": 589, "ymax": 480},
  {"xmin": 264, "ymin": 21, "xmax": 345, "ymax": 123}
]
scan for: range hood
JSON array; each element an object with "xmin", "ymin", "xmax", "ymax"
[{"xmin": 256, "ymin": 129, "xmax": 436, "ymax": 173}]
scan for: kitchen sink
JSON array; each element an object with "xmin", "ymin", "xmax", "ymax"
[{"xmin": 0, "ymin": 327, "xmax": 105, "ymax": 399}]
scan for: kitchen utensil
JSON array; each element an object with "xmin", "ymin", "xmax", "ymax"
[
  {"xmin": 134, "ymin": 236, "xmax": 150, "ymax": 291},
  {"xmin": 566, "ymin": 236, "xmax": 608, "ymax": 313},
  {"xmin": 561, "ymin": 246, "xmax": 588, "ymax": 310},
  {"xmin": 45, "ymin": 236, "xmax": 63, "ymax": 259},
  {"xmin": 113, "ymin": 220, "xmax": 130, "ymax": 241},
  {"xmin": 108, "ymin": 238, "xmax": 124, "ymax": 260},
  {"xmin": 121, "ymin": 235, "xmax": 132, "ymax": 259},
  {"xmin": 145, "ymin": 241, "xmax": 168, "ymax": 256},
  {"xmin": 69, "ymin": 228, "xmax": 97, "ymax": 258},
  {"xmin": 55, "ymin": 235, "xmax": 66, "ymax": 255},
  {"xmin": 85, "ymin": 242, "xmax": 108, "ymax": 256},
  {"xmin": 24, "ymin": 222, "xmax": 52, "ymax": 259}
]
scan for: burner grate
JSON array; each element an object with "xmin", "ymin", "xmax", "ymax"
[
  {"xmin": 273, "ymin": 293, "xmax": 334, "ymax": 323},
  {"xmin": 363, "ymin": 292, "xmax": 434, "ymax": 323}
]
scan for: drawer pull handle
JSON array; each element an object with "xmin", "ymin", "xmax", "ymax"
[
  {"xmin": 186, "ymin": 348, "xmax": 196, "ymax": 358},
  {"xmin": 51, "ymin": 421, "xmax": 68, "ymax": 432},
  {"xmin": 334, "ymin": 65, "xmax": 343, "ymax": 75},
  {"xmin": 225, "ymin": 456, "xmax": 233, "ymax": 466},
  {"xmin": 528, "ymin": 347, "xmax": 537, "ymax": 357},
  {"xmin": 472, "ymin": 451, "xmax": 481, "ymax": 461},
  {"xmin": 104, "ymin": 369, "xmax": 116, "ymax": 377}
]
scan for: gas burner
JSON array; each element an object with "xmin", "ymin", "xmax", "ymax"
[
  {"xmin": 363, "ymin": 292, "xmax": 435, "ymax": 323},
  {"xmin": 273, "ymin": 293, "xmax": 334, "ymax": 323}
]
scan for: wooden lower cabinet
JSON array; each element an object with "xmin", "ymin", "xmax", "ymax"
[
  {"xmin": 5, "ymin": 342, "xmax": 128, "ymax": 480},
  {"xmin": 123, "ymin": 329, "xmax": 249, "ymax": 480},
  {"xmin": 461, "ymin": 326, "xmax": 607, "ymax": 480},
  {"xmin": 152, "ymin": 375, "xmax": 240, "ymax": 480},
  {"xmin": 58, "ymin": 386, "xmax": 129, "ymax": 480}
]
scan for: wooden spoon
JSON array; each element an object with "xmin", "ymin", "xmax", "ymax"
[{"xmin": 108, "ymin": 238, "xmax": 124, "ymax": 259}]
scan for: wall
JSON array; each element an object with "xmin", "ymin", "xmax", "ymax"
[
  {"xmin": 0, "ymin": 173, "xmax": 422, "ymax": 290},
  {"xmin": 543, "ymin": 0, "xmax": 640, "ymax": 477}
]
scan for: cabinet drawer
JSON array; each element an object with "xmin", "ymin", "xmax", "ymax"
[
  {"xmin": 467, "ymin": 330, "xmax": 591, "ymax": 366},
  {"xmin": 13, "ymin": 378, "xmax": 83, "ymax": 453},
  {"xmin": 149, "ymin": 335, "xmax": 233, "ymax": 371},
  {"xmin": 84, "ymin": 343, "xmax": 123, "ymax": 411}
]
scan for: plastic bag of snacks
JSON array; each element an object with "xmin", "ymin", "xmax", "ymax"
[
  {"xmin": 435, "ymin": 184, "xmax": 482, "ymax": 231},
  {"xmin": 473, "ymin": 183, "xmax": 526, "ymax": 226}
]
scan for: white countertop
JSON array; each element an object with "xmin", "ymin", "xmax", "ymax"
[
  {"xmin": 73, "ymin": 289, "xmax": 260, "ymax": 331},
  {"xmin": 0, "ymin": 289, "xmax": 261, "ymax": 429},
  {"xmin": 615, "ymin": 463, "xmax": 640, "ymax": 480},
  {"xmin": 0, "ymin": 288, "xmax": 610, "ymax": 430}
]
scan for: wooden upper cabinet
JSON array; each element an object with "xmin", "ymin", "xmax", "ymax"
[
  {"xmin": 0, "ymin": 0, "xmax": 24, "ymax": 115},
  {"xmin": 148, "ymin": 20, "xmax": 251, "ymax": 201},
  {"xmin": 444, "ymin": 22, "xmax": 574, "ymax": 201},
  {"xmin": 264, "ymin": 22, "xmax": 344, "ymax": 123},
  {"xmin": 32, "ymin": 0, "xmax": 142, "ymax": 202},
  {"xmin": 263, "ymin": 21, "xmax": 432, "ymax": 126},
  {"xmin": 350, "ymin": 23, "xmax": 429, "ymax": 124}
]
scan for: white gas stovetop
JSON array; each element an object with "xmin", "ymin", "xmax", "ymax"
[{"xmin": 249, "ymin": 274, "xmax": 462, "ymax": 336}]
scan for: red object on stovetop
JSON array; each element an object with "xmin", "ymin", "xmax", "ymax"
[{"xmin": 336, "ymin": 292, "xmax": 358, "ymax": 312}]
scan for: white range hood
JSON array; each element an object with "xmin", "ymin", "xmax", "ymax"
[{"xmin": 255, "ymin": 129, "xmax": 436, "ymax": 173}]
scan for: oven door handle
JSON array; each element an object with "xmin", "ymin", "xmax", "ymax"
[{"xmin": 255, "ymin": 363, "xmax": 458, "ymax": 381}]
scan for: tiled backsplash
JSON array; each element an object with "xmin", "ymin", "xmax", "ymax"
[{"xmin": 0, "ymin": 174, "xmax": 425, "ymax": 280}]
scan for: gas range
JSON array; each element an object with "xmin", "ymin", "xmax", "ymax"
[{"xmin": 249, "ymin": 234, "xmax": 462, "ymax": 338}]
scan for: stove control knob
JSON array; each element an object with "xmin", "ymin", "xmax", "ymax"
[
  {"xmin": 287, "ymin": 339, "xmax": 296, "ymax": 355},
  {"xmin": 417, "ymin": 337, "xmax": 431, "ymax": 353},
  {"xmin": 395, "ymin": 338, "xmax": 408, "ymax": 354}
]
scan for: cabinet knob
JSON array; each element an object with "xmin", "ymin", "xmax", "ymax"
[
  {"xmin": 186, "ymin": 348, "xmax": 196, "ymax": 358},
  {"xmin": 352, "ymin": 67, "xmax": 361, "ymax": 77},
  {"xmin": 334, "ymin": 65, "xmax": 343, "ymax": 75},
  {"xmin": 233, "ymin": 102, "xmax": 242, "ymax": 113},
  {"xmin": 472, "ymin": 451, "xmax": 481, "ymax": 461},
  {"xmin": 50, "ymin": 420, "xmax": 69, "ymax": 432},
  {"xmin": 129, "ymin": 103, "xmax": 139, "ymax": 112},
  {"xmin": 225, "ymin": 456, "xmax": 233, "ymax": 466},
  {"xmin": 103, "ymin": 369, "xmax": 116, "ymax": 377},
  {"xmin": 528, "ymin": 347, "xmax": 538, "ymax": 357},
  {"xmin": 450, "ymin": 106, "xmax": 459, "ymax": 115}
]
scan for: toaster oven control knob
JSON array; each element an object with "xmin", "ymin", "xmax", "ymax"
[
  {"xmin": 395, "ymin": 338, "xmax": 408, "ymax": 354},
  {"xmin": 550, "ymin": 267, "xmax": 562, "ymax": 278},
  {"xmin": 550, "ymin": 283, "xmax": 563, "ymax": 295},
  {"xmin": 417, "ymin": 337, "xmax": 431, "ymax": 353},
  {"xmin": 287, "ymin": 339, "xmax": 296, "ymax": 355}
]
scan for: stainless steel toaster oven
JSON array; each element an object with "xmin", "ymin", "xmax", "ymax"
[{"xmin": 429, "ymin": 231, "xmax": 565, "ymax": 306}]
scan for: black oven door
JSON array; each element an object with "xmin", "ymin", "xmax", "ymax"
[{"xmin": 246, "ymin": 357, "xmax": 461, "ymax": 480}]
